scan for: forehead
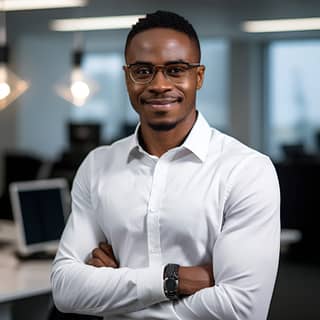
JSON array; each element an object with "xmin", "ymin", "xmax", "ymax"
[{"xmin": 126, "ymin": 28, "xmax": 198, "ymax": 64}]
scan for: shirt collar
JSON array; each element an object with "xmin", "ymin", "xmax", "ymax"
[
  {"xmin": 128, "ymin": 124, "xmax": 143, "ymax": 152},
  {"xmin": 181, "ymin": 111, "xmax": 212, "ymax": 162},
  {"xmin": 127, "ymin": 124, "xmax": 146, "ymax": 162},
  {"xmin": 127, "ymin": 111, "xmax": 212, "ymax": 162}
]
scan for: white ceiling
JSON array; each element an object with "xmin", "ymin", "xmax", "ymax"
[{"xmin": 6, "ymin": 0, "xmax": 320, "ymax": 40}]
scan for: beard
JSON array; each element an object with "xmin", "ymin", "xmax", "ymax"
[{"xmin": 147, "ymin": 121, "xmax": 178, "ymax": 131}]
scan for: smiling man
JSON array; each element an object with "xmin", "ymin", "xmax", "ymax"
[{"xmin": 51, "ymin": 11, "xmax": 280, "ymax": 320}]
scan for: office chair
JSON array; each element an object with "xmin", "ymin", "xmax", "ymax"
[{"xmin": 0, "ymin": 152, "xmax": 43, "ymax": 220}]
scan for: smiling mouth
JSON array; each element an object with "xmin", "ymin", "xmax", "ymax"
[{"xmin": 142, "ymin": 97, "xmax": 182, "ymax": 107}]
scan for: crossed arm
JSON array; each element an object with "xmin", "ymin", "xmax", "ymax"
[
  {"xmin": 51, "ymin": 153, "xmax": 280, "ymax": 319},
  {"xmin": 87, "ymin": 242, "xmax": 214, "ymax": 296}
]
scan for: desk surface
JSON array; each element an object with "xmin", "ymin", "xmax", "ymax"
[
  {"xmin": 0, "ymin": 220, "xmax": 52, "ymax": 303},
  {"xmin": 0, "ymin": 255, "xmax": 52, "ymax": 304},
  {"xmin": 0, "ymin": 220, "xmax": 52, "ymax": 304}
]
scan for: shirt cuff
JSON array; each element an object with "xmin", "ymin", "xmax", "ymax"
[{"xmin": 136, "ymin": 265, "xmax": 167, "ymax": 306}]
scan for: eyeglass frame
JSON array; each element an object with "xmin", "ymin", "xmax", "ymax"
[{"xmin": 123, "ymin": 61, "xmax": 203, "ymax": 84}]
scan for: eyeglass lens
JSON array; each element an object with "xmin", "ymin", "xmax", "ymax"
[{"xmin": 129, "ymin": 63, "xmax": 197, "ymax": 84}]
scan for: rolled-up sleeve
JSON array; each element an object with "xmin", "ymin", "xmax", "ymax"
[
  {"xmin": 51, "ymin": 151, "xmax": 167, "ymax": 317},
  {"xmin": 173, "ymin": 155, "xmax": 280, "ymax": 320}
]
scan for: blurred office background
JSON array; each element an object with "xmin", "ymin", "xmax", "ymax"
[{"xmin": 0, "ymin": 0, "xmax": 320, "ymax": 319}]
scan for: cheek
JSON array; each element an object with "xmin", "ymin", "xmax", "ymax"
[
  {"xmin": 126, "ymin": 82, "xmax": 139, "ymax": 100},
  {"xmin": 126, "ymin": 84, "xmax": 145, "ymax": 110},
  {"xmin": 179, "ymin": 80, "xmax": 198, "ymax": 99}
]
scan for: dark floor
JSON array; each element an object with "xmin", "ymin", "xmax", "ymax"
[{"xmin": 268, "ymin": 251, "xmax": 320, "ymax": 320}]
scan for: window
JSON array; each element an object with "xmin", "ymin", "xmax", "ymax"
[
  {"xmin": 267, "ymin": 40, "xmax": 320, "ymax": 159},
  {"xmin": 197, "ymin": 39, "xmax": 229, "ymax": 132},
  {"xmin": 69, "ymin": 53, "xmax": 133, "ymax": 142},
  {"xmin": 71, "ymin": 39, "xmax": 229, "ymax": 143}
]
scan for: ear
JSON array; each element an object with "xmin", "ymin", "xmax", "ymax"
[{"xmin": 196, "ymin": 65, "xmax": 205, "ymax": 90}]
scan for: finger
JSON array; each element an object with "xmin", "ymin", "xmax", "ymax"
[
  {"xmin": 87, "ymin": 258, "xmax": 105, "ymax": 268},
  {"xmin": 92, "ymin": 248, "xmax": 113, "ymax": 266},
  {"xmin": 99, "ymin": 243, "xmax": 118, "ymax": 264},
  {"xmin": 92, "ymin": 248, "xmax": 118, "ymax": 268},
  {"xmin": 99, "ymin": 242, "xmax": 113, "ymax": 256}
]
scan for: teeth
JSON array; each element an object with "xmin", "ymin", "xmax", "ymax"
[
  {"xmin": 146, "ymin": 100, "xmax": 176, "ymax": 104},
  {"xmin": 143, "ymin": 97, "xmax": 181, "ymax": 105}
]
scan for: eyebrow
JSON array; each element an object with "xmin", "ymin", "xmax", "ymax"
[{"xmin": 128, "ymin": 59, "xmax": 189, "ymax": 66}]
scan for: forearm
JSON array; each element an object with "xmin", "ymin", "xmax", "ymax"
[
  {"xmin": 51, "ymin": 255, "xmax": 166, "ymax": 316},
  {"xmin": 174, "ymin": 253, "xmax": 278, "ymax": 320},
  {"xmin": 178, "ymin": 264, "xmax": 214, "ymax": 296},
  {"xmin": 174, "ymin": 264, "xmax": 255, "ymax": 320},
  {"xmin": 174, "ymin": 284, "xmax": 249, "ymax": 320}
]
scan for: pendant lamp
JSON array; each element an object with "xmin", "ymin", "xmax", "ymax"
[
  {"xmin": 55, "ymin": 34, "xmax": 98, "ymax": 107},
  {"xmin": 0, "ymin": 9, "xmax": 29, "ymax": 111}
]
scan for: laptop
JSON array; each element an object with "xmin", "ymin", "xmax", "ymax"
[{"xmin": 9, "ymin": 178, "xmax": 70, "ymax": 258}]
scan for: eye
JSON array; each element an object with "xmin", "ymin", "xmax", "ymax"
[
  {"xmin": 166, "ymin": 64, "xmax": 188, "ymax": 77},
  {"xmin": 132, "ymin": 65, "xmax": 153, "ymax": 76}
]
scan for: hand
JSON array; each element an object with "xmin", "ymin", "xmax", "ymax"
[
  {"xmin": 87, "ymin": 242, "xmax": 119, "ymax": 268},
  {"xmin": 178, "ymin": 264, "xmax": 214, "ymax": 296}
]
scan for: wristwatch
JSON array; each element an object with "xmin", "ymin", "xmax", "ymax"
[{"xmin": 163, "ymin": 263, "xmax": 180, "ymax": 301}]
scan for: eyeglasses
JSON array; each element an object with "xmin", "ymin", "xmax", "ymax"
[{"xmin": 123, "ymin": 62, "xmax": 201, "ymax": 84}]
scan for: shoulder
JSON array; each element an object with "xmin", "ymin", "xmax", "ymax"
[
  {"xmin": 91, "ymin": 135, "xmax": 133, "ymax": 158},
  {"xmin": 71, "ymin": 135, "xmax": 134, "ymax": 201},
  {"xmin": 84, "ymin": 135, "xmax": 133, "ymax": 166},
  {"xmin": 207, "ymin": 130, "xmax": 277, "ymax": 194},
  {"xmin": 209, "ymin": 132, "xmax": 280, "ymax": 219},
  {"xmin": 209, "ymin": 129, "xmax": 272, "ymax": 169},
  {"xmin": 75, "ymin": 134, "xmax": 134, "ymax": 179}
]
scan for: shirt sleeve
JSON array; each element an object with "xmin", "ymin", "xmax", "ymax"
[
  {"xmin": 173, "ymin": 155, "xmax": 280, "ymax": 320},
  {"xmin": 51, "ymin": 150, "xmax": 167, "ymax": 317}
]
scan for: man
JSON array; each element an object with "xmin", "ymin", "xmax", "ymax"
[{"xmin": 51, "ymin": 11, "xmax": 280, "ymax": 320}]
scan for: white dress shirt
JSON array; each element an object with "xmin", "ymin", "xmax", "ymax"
[{"xmin": 51, "ymin": 112, "xmax": 280, "ymax": 320}]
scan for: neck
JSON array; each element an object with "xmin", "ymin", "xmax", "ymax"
[{"xmin": 139, "ymin": 111, "xmax": 197, "ymax": 157}]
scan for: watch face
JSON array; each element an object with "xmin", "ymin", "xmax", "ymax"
[{"xmin": 166, "ymin": 278, "xmax": 177, "ymax": 291}]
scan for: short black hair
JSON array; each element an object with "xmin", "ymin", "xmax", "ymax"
[{"xmin": 125, "ymin": 10, "xmax": 201, "ymax": 61}]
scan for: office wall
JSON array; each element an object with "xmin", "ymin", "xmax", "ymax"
[
  {"xmin": 229, "ymin": 41, "xmax": 265, "ymax": 150},
  {"xmin": 15, "ymin": 34, "xmax": 71, "ymax": 159},
  {"xmin": 0, "ymin": 99, "xmax": 17, "ymax": 194},
  {"xmin": 0, "ymin": 33, "xmax": 73, "ymax": 192}
]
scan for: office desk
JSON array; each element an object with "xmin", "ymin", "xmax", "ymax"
[
  {"xmin": 0, "ymin": 254, "xmax": 52, "ymax": 320},
  {"xmin": 0, "ymin": 220, "xmax": 52, "ymax": 320}
]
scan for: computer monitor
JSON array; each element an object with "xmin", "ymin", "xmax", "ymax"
[{"xmin": 9, "ymin": 178, "xmax": 70, "ymax": 257}]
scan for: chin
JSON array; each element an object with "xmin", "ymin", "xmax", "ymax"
[{"xmin": 148, "ymin": 121, "xmax": 178, "ymax": 131}]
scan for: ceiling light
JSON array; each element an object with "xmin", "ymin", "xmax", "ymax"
[
  {"xmin": 0, "ymin": 62, "xmax": 29, "ymax": 110},
  {"xmin": 55, "ymin": 47, "xmax": 98, "ymax": 107},
  {"xmin": 0, "ymin": 0, "xmax": 88, "ymax": 11},
  {"xmin": 0, "ymin": 11, "xmax": 29, "ymax": 111},
  {"xmin": 50, "ymin": 15, "xmax": 145, "ymax": 31},
  {"xmin": 242, "ymin": 17, "xmax": 320, "ymax": 33}
]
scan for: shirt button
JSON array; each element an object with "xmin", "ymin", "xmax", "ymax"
[
  {"xmin": 149, "ymin": 207, "xmax": 157, "ymax": 213},
  {"xmin": 150, "ymin": 247, "xmax": 159, "ymax": 254}
]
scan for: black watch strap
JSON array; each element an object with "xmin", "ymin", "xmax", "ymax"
[{"xmin": 163, "ymin": 263, "xmax": 180, "ymax": 300}]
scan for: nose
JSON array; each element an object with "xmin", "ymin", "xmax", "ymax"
[{"xmin": 147, "ymin": 68, "xmax": 173, "ymax": 93}]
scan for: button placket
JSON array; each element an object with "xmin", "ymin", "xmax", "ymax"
[{"xmin": 147, "ymin": 158, "xmax": 168, "ymax": 265}]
